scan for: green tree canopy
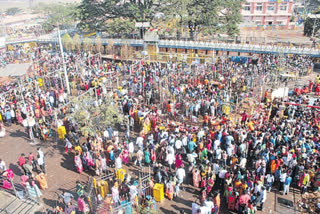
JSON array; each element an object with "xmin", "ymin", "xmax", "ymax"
[
  {"xmin": 304, "ymin": 9, "xmax": 320, "ymax": 37},
  {"xmin": 35, "ymin": 3, "xmax": 79, "ymax": 32},
  {"xmin": 77, "ymin": 0, "xmax": 160, "ymax": 31},
  {"xmin": 161, "ymin": 0, "xmax": 244, "ymax": 39},
  {"xmin": 77, "ymin": 0, "xmax": 243, "ymax": 39},
  {"xmin": 105, "ymin": 18, "xmax": 135, "ymax": 37},
  {"xmin": 68, "ymin": 94, "xmax": 124, "ymax": 136},
  {"xmin": 5, "ymin": 7, "xmax": 21, "ymax": 16}
]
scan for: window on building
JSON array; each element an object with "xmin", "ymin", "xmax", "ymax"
[
  {"xmin": 256, "ymin": 3, "xmax": 263, "ymax": 11},
  {"xmin": 268, "ymin": 6, "xmax": 275, "ymax": 11},
  {"xmin": 280, "ymin": 3, "xmax": 287, "ymax": 11},
  {"xmin": 256, "ymin": 21, "xmax": 262, "ymax": 25},
  {"xmin": 243, "ymin": 3, "xmax": 251, "ymax": 11},
  {"xmin": 277, "ymin": 21, "xmax": 283, "ymax": 25},
  {"xmin": 280, "ymin": 6, "xmax": 287, "ymax": 10},
  {"xmin": 268, "ymin": 3, "xmax": 275, "ymax": 11}
]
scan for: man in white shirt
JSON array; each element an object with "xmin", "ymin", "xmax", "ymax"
[
  {"xmin": 37, "ymin": 147, "xmax": 45, "ymax": 174},
  {"xmin": 129, "ymin": 184, "xmax": 138, "ymax": 201},
  {"xmin": 204, "ymin": 198, "xmax": 214, "ymax": 213},
  {"xmin": 258, "ymin": 186, "xmax": 267, "ymax": 211},
  {"xmin": 192, "ymin": 203, "xmax": 201, "ymax": 214},
  {"xmin": 136, "ymin": 136, "xmax": 144, "ymax": 151},
  {"xmin": 166, "ymin": 151, "xmax": 175, "ymax": 170},
  {"xmin": 103, "ymin": 130, "xmax": 109, "ymax": 142},
  {"xmin": 135, "ymin": 149, "xmax": 143, "ymax": 168},
  {"xmin": 176, "ymin": 166, "xmax": 186, "ymax": 185},
  {"xmin": 266, "ymin": 173, "xmax": 274, "ymax": 192},
  {"xmin": 128, "ymin": 141, "xmax": 134, "ymax": 162},
  {"xmin": 239, "ymin": 157, "xmax": 247, "ymax": 169},
  {"xmin": 175, "ymin": 139, "xmax": 182, "ymax": 152},
  {"xmin": 187, "ymin": 152, "xmax": 197, "ymax": 166},
  {"xmin": 115, "ymin": 156, "xmax": 122, "ymax": 169},
  {"xmin": 216, "ymin": 146, "xmax": 222, "ymax": 159},
  {"xmin": 254, "ymin": 181, "xmax": 262, "ymax": 194},
  {"xmin": 279, "ymin": 171, "xmax": 287, "ymax": 192},
  {"xmin": 213, "ymin": 139, "xmax": 220, "ymax": 151}
]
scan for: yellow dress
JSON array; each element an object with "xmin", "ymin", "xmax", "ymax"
[{"xmin": 57, "ymin": 126, "xmax": 67, "ymax": 140}]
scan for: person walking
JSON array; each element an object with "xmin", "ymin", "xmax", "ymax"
[
  {"xmin": 4, "ymin": 109, "xmax": 12, "ymax": 126},
  {"xmin": 283, "ymin": 174, "xmax": 292, "ymax": 195},
  {"xmin": 37, "ymin": 148, "xmax": 45, "ymax": 174}
]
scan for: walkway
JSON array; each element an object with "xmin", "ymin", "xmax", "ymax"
[{"xmin": 5, "ymin": 33, "xmax": 320, "ymax": 57}]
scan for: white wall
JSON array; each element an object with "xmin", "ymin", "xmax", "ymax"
[{"xmin": 0, "ymin": 37, "xmax": 5, "ymax": 49}]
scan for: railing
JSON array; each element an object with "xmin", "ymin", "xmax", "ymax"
[
  {"xmin": 5, "ymin": 33, "xmax": 320, "ymax": 56},
  {"xmin": 159, "ymin": 40, "xmax": 320, "ymax": 56},
  {"xmin": 0, "ymin": 175, "xmax": 40, "ymax": 213},
  {"xmin": 0, "ymin": 175, "xmax": 40, "ymax": 204}
]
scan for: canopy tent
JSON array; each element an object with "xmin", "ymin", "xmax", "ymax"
[{"xmin": 0, "ymin": 63, "xmax": 32, "ymax": 78}]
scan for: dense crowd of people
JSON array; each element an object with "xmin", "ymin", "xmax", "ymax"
[
  {"xmin": 5, "ymin": 25, "xmax": 43, "ymax": 41},
  {"xmin": 0, "ymin": 43, "xmax": 319, "ymax": 214}
]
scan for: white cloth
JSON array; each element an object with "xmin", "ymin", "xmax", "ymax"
[
  {"xmin": 204, "ymin": 200, "xmax": 214, "ymax": 210},
  {"xmin": 37, "ymin": 150, "xmax": 44, "ymax": 165},
  {"xmin": 261, "ymin": 189, "xmax": 267, "ymax": 203},
  {"xmin": 219, "ymin": 169, "xmax": 227, "ymax": 179},
  {"xmin": 176, "ymin": 168, "xmax": 186, "ymax": 180},
  {"xmin": 103, "ymin": 130, "xmax": 109, "ymax": 138},
  {"xmin": 0, "ymin": 160, "xmax": 6, "ymax": 171},
  {"xmin": 175, "ymin": 140, "xmax": 182, "ymax": 150},
  {"xmin": 65, "ymin": 139, "xmax": 73, "ymax": 148},
  {"xmin": 166, "ymin": 153, "xmax": 175, "ymax": 165},
  {"xmin": 128, "ymin": 142, "xmax": 134, "ymax": 153},
  {"xmin": 266, "ymin": 174, "xmax": 274, "ymax": 183},
  {"xmin": 280, "ymin": 173, "xmax": 287, "ymax": 182},
  {"xmin": 115, "ymin": 157, "xmax": 122, "ymax": 169},
  {"xmin": 192, "ymin": 203, "xmax": 200, "ymax": 214},
  {"xmin": 213, "ymin": 140, "xmax": 220, "ymax": 150}
]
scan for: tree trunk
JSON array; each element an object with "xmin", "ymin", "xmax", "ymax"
[
  {"xmin": 177, "ymin": 31, "xmax": 181, "ymax": 40},
  {"xmin": 189, "ymin": 29, "xmax": 194, "ymax": 41}
]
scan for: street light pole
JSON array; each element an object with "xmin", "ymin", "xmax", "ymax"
[
  {"xmin": 18, "ymin": 78, "xmax": 26, "ymax": 111},
  {"xmin": 57, "ymin": 26, "xmax": 71, "ymax": 94}
]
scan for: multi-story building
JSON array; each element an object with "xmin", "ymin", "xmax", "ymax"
[{"xmin": 241, "ymin": 0, "xmax": 294, "ymax": 26}]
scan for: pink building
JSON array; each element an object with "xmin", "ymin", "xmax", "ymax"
[{"xmin": 241, "ymin": 0, "xmax": 294, "ymax": 26}]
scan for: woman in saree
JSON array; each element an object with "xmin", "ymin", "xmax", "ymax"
[
  {"xmin": 15, "ymin": 109, "xmax": 23, "ymax": 124},
  {"xmin": 227, "ymin": 186, "xmax": 236, "ymax": 210},
  {"xmin": 175, "ymin": 153, "xmax": 183, "ymax": 169},
  {"xmin": 26, "ymin": 180, "xmax": 42, "ymax": 199},
  {"xmin": 112, "ymin": 182, "xmax": 120, "ymax": 205},
  {"xmin": 206, "ymin": 175, "xmax": 214, "ymax": 194},
  {"xmin": 192, "ymin": 168, "xmax": 201, "ymax": 188},
  {"xmin": 74, "ymin": 153, "xmax": 83, "ymax": 174},
  {"xmin": 85, "ymin": 152, "xmax": 95, "ymax": 168},
  {"xmin": 121, "ymin": 148, "xmax": 129, "ymax": 165}
]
